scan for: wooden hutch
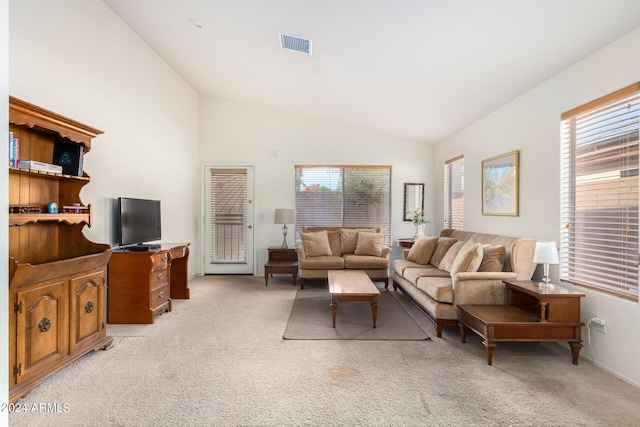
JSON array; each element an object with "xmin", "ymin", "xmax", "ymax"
[{"xmin": 8, "ymin": 96, "xmax": 113, "ymax": 403}]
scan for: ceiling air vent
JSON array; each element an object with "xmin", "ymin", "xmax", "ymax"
[{"xmin": 279, "ymin": 33, "xmax": 312, "ymax": 55}]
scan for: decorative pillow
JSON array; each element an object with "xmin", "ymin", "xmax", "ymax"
[
  {"xmin": 438, "ymin": 240, "xmax": 469, "ymax": 272},
  {"xmin": 407, "ymin": 236, "xmax": 438, "ymax": 265},
  {"xmin": 429, "ymin": 237, "xmax": 457, "ymax": 268},
  {"xmin": 478, "ymin": 244, "xmax": 506, "ymax": 272},
  {"xmin": 339, "ymin": 228, "xmax": 374, "ymax": 254},
  {"xmin": 449, "ymin": 242, "xmax": 484, "ymax": 276},
  {"xmin": 354, "ymin": 232, "xmax": 386, "ymax": 257},
  {"xmin": 300, "ymin": 230, "xmax": 332, "ymax": 257}
]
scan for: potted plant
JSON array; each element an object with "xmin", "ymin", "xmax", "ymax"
[{"xmin": 412, "ymin": 209, "xmax": 429, "ymax": 237}]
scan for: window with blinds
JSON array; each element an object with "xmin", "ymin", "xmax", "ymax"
[
  {"xmin": 560, "ymin": 83, "xmax": 639, "ymax": 300},
  {"xmin": 294, "ymin": 166, "xmax": 391, "ymax": 245},
  {"xmin": 444, "ymin": 156, "xmax": 464, "ymax": 229}
]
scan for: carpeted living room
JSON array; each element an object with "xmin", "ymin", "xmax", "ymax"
[
  {"xmin": 6, "ymin": 275, "xmax": 640, "ymax": 426},
  {"xmin": 4, "ymin": 1, "xmax": 640, "ymax": 427}
]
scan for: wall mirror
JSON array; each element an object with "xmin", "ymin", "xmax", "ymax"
[{"xmin": 404, "ymin": 183, "xmax": 424, "ymax": 221}]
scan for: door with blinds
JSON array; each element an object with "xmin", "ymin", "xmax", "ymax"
[{"xmin": 204, "ymin": 167, "xmax": 254, "ymax": 274}]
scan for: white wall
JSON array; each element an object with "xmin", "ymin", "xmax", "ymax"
[
  {"xmin": 434, "ymin": 27, "xmax": 640, "ymax": 387},
  {"xmin": 1, "ymin": 0, "xmax": 9, "ymax": 423},
  {"xmin": 9, "ymin": 0, "xmax": 200, "ymax": 274},
  {"xmin": 198, "ymin": 96, "xmax": 434, "ymax": 272}
]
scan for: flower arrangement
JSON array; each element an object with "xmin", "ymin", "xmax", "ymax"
[{"xmin": 411, "ymin": 209, "xmax": 429, "ymax": 226}]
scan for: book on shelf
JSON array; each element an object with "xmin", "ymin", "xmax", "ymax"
[
  {"xmin": 8, "ymin": 132, "xmax": 19, "ymax": 167},
  {"xmin": 17, "ymin": 160, "xmax": 63, "ymax": 174},
  {"xmin": 53, "ymin": 142, "xmax": 84, "ymax": 176}
]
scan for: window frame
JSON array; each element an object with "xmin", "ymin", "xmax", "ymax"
[
  {"xmin": 560, "ymin": 83, "xmax": 639, "ymax": 301},
  {"xmin": 294, "ymin": 165, "xmax": 392, "ymax": 245},
  {"xmin": 444, "ymin": 155, "xmax": 464, "ymax": 230}
]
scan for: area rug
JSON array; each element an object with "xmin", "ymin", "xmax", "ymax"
[{"xmin": 283, "ymin": 289, "xmax": 430, "ymax": 340}]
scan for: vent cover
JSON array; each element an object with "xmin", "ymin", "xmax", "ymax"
[{"xmin": 279, "ymin": 33, "xmax": 312, "ymax": 55}]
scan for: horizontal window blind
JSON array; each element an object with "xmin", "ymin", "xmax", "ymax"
[
  {"xmin": 561, "ymin": 83, "xmax": 639, "ymax": 300},
  {"xmin": 444, "ymin": 156, "xmax": 464, "ymax": 229},
  {"xmin": 209, "ymin": 169, "xmax": 247, "ymax": 263},
  {"xmin": 295, "ymin": 166, "xmax": 391, "ymax": 245}
]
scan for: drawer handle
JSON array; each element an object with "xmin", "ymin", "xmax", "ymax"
[
  {"xmin": 39, "ymin": 317, "xmax": 51, "ymax": 333},
  {"xmin": 162, "ymin": 254, "xmax": 168, "ymax": 262},
  {"xmin": 157, "ymin": 272, "xmax": 163, "ymax": 280},
  {"xmin": 158, "ymin": 291, "xmax": 165, "ymax": 299},
  {"xmin": 85, "ymin": 301, "xmax": 94, "ymax": 313}
]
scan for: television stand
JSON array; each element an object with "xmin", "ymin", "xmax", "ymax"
[
  {"xmin": 127, "ymin": 244, "xmax": 162, "ymax": 251},
  {"xmin": 108, "ymin": 243, "xmax": 190, "ymax": 323}
]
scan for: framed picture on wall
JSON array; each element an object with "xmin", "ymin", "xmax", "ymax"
[{"xmin": 482, "ymin": 150, "xmax": 519, "ymax": 216}]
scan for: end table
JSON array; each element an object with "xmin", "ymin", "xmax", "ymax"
[
  {"xmin": 264, "ymin": 247, "xmax": 298, "ymax": 286},
  {"xmin": 397, "ymin": 238, "xmax": 415, "ymax": 248}
]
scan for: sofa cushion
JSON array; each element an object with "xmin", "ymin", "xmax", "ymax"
[
  {"xmin": 327, "ymin": 231, "xmax": 342, "ymax": 256},
  {"xmin": 406, "ymin": 236, "xmax": 438, "ymax": 265},
  {"xmin": 449, "ymin": 242, "xmax": 484, "ymax": 276},
  {"xmin": 404, "ymin": 265, "xmax": 449, "ymax": 284},
  {"xmin": 415, "ymin": 276, "xmax": 454, "ymax": 304},
  {"xmin": 438, "ymin": 240, "xmax": 468, "ymax": 272},
  {"xmin": 343, "ymin": 254, "xmax": 389, "ymax": 269},
  {"xmin": 339, "ymin": 228, "xmax": 374, "ymax": 254},
  {"xmin": 300, "ymin": 230, "xmax": 332, "ymax": 257},
  {"xmin": 430, "ymin": 237, "xmax": 457, "ymax": 268},
  {"xmin": 478, "ymin": 244, "xmax": 506, "ymax": 272},
  {"xmin": 393, "ymin": 259, "xmax": 424, "ymax": 276},
  {"xmin": 298, "ymin": 256, "xmax": 345, "ymax": 269},
  {"xmin": 354, "ymin": 231, "xmax": 386, "ymax": 257}
]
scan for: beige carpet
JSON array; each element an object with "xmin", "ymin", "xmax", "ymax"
[
  {"xmin": 9, "ymin": 275, "xmax": 640, "ymax": 427},
  {"xmin": 284, "ymin": 288, "xmax": 430, "ymax": 340}
]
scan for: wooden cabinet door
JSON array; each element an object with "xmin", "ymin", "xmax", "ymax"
[
  {"xmin": 70, "ymin": 270, "xmax": 106, "ymax": 354},
  {"xmin": 15, "ymin": 281, "xmax": 69, "ymax": 384}
]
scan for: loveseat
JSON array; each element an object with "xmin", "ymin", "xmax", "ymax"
[
  {"xmin": 392, "ymin": 229, "xmax": 536, "ymax": 337},
  {"xmin": 295, "ymin": 226, "xmax": 391, "ymax": 289}
]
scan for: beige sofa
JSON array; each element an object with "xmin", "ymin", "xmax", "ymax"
[
  {"xmin": 392, "ymin": 229, "xmax": 536, "ymax": 337},
  {"xmin": 295, "ymin": 226, "xmax": 391, "ymax": 289}
]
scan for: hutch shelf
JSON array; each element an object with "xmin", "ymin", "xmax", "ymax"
[{"xmin": 8, "ymin": 96, "xmax": 113, "ymax": 403}]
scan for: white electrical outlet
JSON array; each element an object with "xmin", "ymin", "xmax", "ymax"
[{"xmin": 593, "ymin": 316, "xmax": 607, "ymax": 334}]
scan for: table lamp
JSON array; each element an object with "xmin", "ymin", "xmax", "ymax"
[
  {"xmin": 274, "ymin": 208, "xmax": 295, "ymax": 248},
  {"xmin": 533, "ymin": 241, "xmax": 559, "ymax": 285}
]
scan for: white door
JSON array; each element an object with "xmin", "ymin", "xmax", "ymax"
[{"xmin": 204, "ymin": 166, "xmax": 254, "ymax": 274}]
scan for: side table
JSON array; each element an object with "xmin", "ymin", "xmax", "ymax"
[
  {"xmin": 458, "ymin": 280, "xmax": 585, "ymax": 365},
  {"xmin": 264, "ymin": 247, "xmax": 298, "ymax": 286},
  {"xmin": 397, "ymin": 238, "xmax": 415, "ymax": 248}
]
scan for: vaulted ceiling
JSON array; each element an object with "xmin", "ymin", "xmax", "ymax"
[{"xmin": 103, "ymin": 0, "xmax": 640, "ymax": 143}]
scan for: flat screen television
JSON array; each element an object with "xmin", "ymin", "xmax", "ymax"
[{"xmin": 117, "ymin": 197, "xmax": 162, "ymax": 250}]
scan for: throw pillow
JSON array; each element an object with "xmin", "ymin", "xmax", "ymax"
[
  {"xmin": 354, "ymin": 232, "xmax": 386, "ymax": 257},
  {"xmin": 406, "ymin": 236, "xmax": 438, "ymax": 265},
  {"xmin": 449, "ymin": 241, "xmax": 484, "ymax": 276},
  {"xmin": 339, "ymin": 228, "xmax": 373, "ymax": 254},
  {"xmin": 429, "ymin": 237, "xmax": 457, "ymax": 268},
  {"xmin": 478, "ymin": 244, "xmax": 506, "ymax": 272},
  {"xmin": 300, "ymin": 230, "xmax": 332, "ymax": 257},
  {"xmin": 438, "ymin": 240, "xmax": 470, "ymax": 272}
]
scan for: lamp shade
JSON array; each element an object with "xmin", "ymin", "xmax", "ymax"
[
  {"xmin": 274, "ymin": 208, "xmax": 295, "ymax": 224},
  {"xmin": 533, "ymin": 241, "xmax": 559, "ymax": 265}
]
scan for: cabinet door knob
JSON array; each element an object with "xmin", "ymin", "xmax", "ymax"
[
  {"xmin": 38, "ymin": 317, "xmax": 51, "ymax": 333},
  {"xmin": 157, "ymin": 272, "xmax": 163, "ymax": 280},
  {"xmin": 85, "ymin": 301, "xmax": 94, "ymax": 313},
  {"xmin": 158, "ymin": 291, "xmax": 164, "ymax": 298}
]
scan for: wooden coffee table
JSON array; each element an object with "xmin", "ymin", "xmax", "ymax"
[{"xmin": 328, "ymin": 270, "xmax": 380, "ymax": 328}]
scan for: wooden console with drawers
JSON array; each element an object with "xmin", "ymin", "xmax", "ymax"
[{"xmin": 107, "ymin": 243, "xmax": 190, "ymax": 324}]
